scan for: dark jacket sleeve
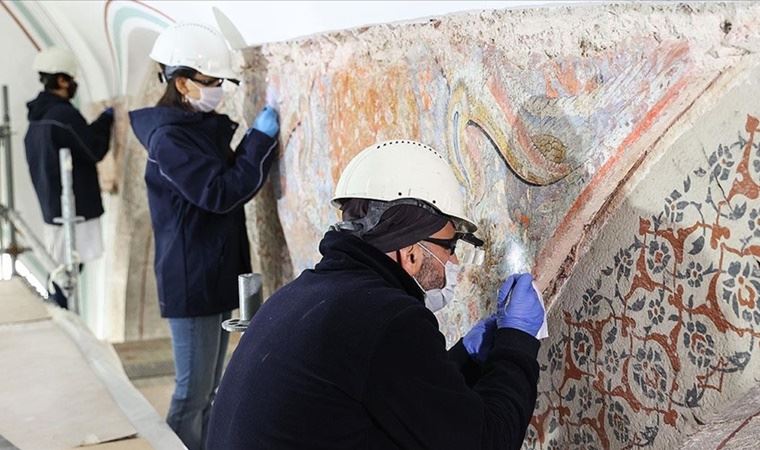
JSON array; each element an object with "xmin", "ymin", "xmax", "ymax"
[
  {"xmin": 448, "ymin": 339, "xmax": 482, "ymax": 386},
  {"xmin": 153, "ymin": 128, "xmax": 277, "ymax": 214},
  {"xmin": 49, "ymin": 105, "xmax": 113, "ymax": 163},
  {"xmin": 364, "ymin": 305, "xmax": 539, "ymax": 450}
]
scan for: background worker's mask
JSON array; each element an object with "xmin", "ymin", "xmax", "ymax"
[
  {"xmin": 187, "ymin": 80, "xmax": 224, "ymax": 112},
  {"xmin": 66, "ymin": 79, "xmax": 78, "ymax": 99}
]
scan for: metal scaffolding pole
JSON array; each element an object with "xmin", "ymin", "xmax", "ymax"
[
  {"xmin": 55, "ymin": 148, "xmax": 82, "ymax": 314},
  {"xmin": 0, "ymin": 204, "xmax": 58, "ymax": 275},
  {"xmin": 1, "ymin": 85, "xmax": 18, "ymax": 276},
  {"xmin": 0, "ymin": 85, "xmax": 75, "ymax": 305}
]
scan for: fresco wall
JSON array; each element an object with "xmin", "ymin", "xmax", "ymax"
[
  {"xmin": 528, "ymin": 63, "xmax": 760, "ymax": 448},
  {"xmin": 253, "ymin": 3, "xmax": 760, "ymax": 448},
  {"xmin": 110, "ymin": 2, "xmax": 760, "ymax": 447},
  {"xmin": 262, "ymin": 3, "xmax": 759, "ymax": 325},
  {"xmin": 106, "ymin": 72, "xmax": 167, "ymax": 342}
]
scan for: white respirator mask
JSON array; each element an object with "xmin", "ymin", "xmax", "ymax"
[
  {"xmin": 423, "ymin": 260, "xmax": 460, "ymax": 312},
  {"xmin": 416, "ymin": 243, "xmax": 461, "ymax": 313},
  {"xmin": 186, "ymin": 80, "xmax": 224, "ymax": 112}
]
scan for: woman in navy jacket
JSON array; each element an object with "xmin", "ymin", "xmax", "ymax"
[{"xmin": 129, "ymin": 23, "xmax": 279, "ymax": 450}]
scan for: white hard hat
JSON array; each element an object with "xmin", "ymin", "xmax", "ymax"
[
  {"xmin": 332, "ymin": 140, "xmax": 478, "ymax": 233},
  {"xmin": 33, "ymin": 47, "xmax": 77, "ymax": 77},
  {"xmin": 149, "ymin": 22, "xmax": 237, "ymax": 80}
]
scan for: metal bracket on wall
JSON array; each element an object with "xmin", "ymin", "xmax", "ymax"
[{"xmin": 222, "ymin": 273, "xmax": 263, "ymax": 332}]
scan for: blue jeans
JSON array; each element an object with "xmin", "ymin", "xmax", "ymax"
[{"xmin": 167, "ymin": 312, "xmax": 230, "ymax": 450}]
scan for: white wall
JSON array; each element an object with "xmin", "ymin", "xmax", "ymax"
[{"xmin": 0, "ymin": 10, "xmax": 46, "ymax": 245}]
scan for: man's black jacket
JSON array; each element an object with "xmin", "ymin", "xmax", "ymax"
[
  {"xmin": 24, "ymin": 91, "xmax": 112, "ymax": 224},
  {"xmin": 207, "ymin": 231, "xmax": 540, "ymax": 449}
]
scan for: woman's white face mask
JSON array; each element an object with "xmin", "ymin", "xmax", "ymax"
[
  {"xmin": 186, "ymin": 79, "xmax": 224, "ymax": 112},
  {"xmin": 416, "ymin": 243, "xmax": 460, "ymax": 313}
]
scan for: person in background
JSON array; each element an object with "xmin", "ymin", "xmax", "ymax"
[
  {"xmin": 207, "ymin": 140, "xmax": 545, "ymax": 449},
  {"xmin": 129, "ymin": 22, "xmax": 279, "ymax": 450},
  {"xmin": 24, "ymin": 46, "xmax": 113, "ymax": 309}
]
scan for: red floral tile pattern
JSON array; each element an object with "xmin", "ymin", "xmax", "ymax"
[{"xmin": 527, "ymin": 115, "xmax": 760, "ymax": 448}]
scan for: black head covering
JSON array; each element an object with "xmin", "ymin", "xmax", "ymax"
[{"xmin": 340, "ymin": 199, "xmax": 448, "ymax": 253}]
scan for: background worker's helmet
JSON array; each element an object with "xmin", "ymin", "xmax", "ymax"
[
  {"xmin": 149, "ymin": 22, "xmax": 237, "ymax": 80},
  {"xmin": 332, "ymin": 140, "xmax": 478, "ymax": 233},
  {"xmin": 33, "ymin": 47, "xmax": 77, "ymax": 77}
]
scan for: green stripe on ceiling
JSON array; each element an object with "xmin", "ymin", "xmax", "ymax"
[
  {"xmin": 13, "ymin": 1, "xmax": 54, "ymax": 47},
  {"xmin": 113, "ymin": 6, "xmax": 169, "ymax": 59},
  {"xmin": 112, "ymin": 6, "xmax": 169, "ymax": 90}
]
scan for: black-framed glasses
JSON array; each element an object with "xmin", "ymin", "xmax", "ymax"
[
  {"xmin": 191, "ymin": 77, "xmax": 223, "ymax": 87},
  {"xmin": 423, "ymin": 232, "xmax": 485, "ymax": 256},
  {"xmin": 423, "ymin": 236, "xmax": 460, "ymax": 255}
]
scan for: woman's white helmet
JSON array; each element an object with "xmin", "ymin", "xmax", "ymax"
[
  {"xmin": 149, "ymin": 22, "xmax": 237, "ymax": 79},
  {"xmin": 33, "ymin": 47, "xmax": 77, "ymax": 77},
  {"xmin": 332, "ymin": 140, "xmax": 477, "ymax": 233}
]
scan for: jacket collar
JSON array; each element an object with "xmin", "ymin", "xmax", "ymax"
[
  {"xmin": 315, "ymin": 230, "xmax": 425, "ymax": 302},
  {"xmin": 129, "ymin": 106, "xmax": 236, "ymax": 151},
  {"xmin": 26, "ymin": 91, "xmax": 70, "ymax": 121}
]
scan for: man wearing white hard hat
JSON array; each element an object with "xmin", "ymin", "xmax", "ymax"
[
  {"xmin": 130, "ymin": 22, "xmax": 279, "ymax": 450},
  {"xmin": 208, "ymin": 140, "xmax": 545, "ymax": 449},
  {"xmin": 24, "ymin": 47, "xmax": 114, "ymax": 308}
]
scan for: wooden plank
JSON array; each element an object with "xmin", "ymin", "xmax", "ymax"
[{"xmin": 0, "ymin": 320, "xmax": 136, "ymax": 449}]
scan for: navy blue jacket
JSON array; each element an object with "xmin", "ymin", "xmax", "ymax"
[
  {"xmin": 129, "ymin": 106, "xmax": 277, "ymax": 318},
  {"xmin": 24, "ymin": 91, "xmax": 112, "ymax": 224},
  {"xmin": 207, "ymin": 231, "xmax": 540, "ymax": 450}
]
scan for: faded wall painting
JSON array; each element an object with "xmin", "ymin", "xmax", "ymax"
[
  {"xmin": 528, "ymin": 67, "xmax": 760, "ymax": 448},
  {"xmin": 254, "ymin": 3, "xmax": 760, "ymax": 448},
  {"xmin": 263, "ymin": 6, "xmax": 758, "ymax": 320}
]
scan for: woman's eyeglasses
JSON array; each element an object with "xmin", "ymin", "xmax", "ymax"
[{"xmin": 192, "ymin": 77, "xmax": 224, "ymax": 87}]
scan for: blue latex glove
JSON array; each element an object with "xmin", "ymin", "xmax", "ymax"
[
  {"xmin": 496, "ymin": 273, "xmax": 544, "ymax": 336},
  {"xmin": 251, "ymin": 106, "xmax": 279, "ymax": 138},
  {"xmin": 462, "ymin": 315, "xmax": 497, "ymax": 363}
]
